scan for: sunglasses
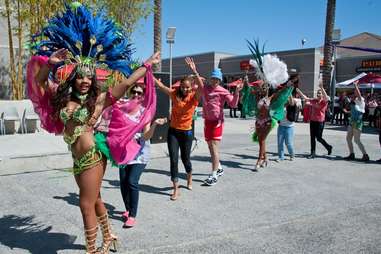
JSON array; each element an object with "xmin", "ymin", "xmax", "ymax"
[{"xmin": 131, "ymin": 90, "xmax": 143, "ymax": 96}]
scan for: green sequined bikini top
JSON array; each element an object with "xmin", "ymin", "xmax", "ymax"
[
  {"xmin": 60, "ymin": 106, "xmax": 90, "ymax": 145},
  {"xmin": 60, "ymin": 106, "xmax": 89, "ymax": 125},
  {"xmin": 60, "ymin": 93, "xmax": 91, "ymax": 145}
]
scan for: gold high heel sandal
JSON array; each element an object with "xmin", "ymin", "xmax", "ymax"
[
  {"xmin": 84, "ymin": 226, "xmax": 101, "ymax": 254},
  {"xmin": 260, "ymin": 160, "xmax": 268, "ymax": 168},
  {"xmin": 97, "ymin": 213, "xmax": 118, "ymax": 253}
]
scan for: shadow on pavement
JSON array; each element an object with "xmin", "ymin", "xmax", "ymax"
[
  {"xmin": 145, "ymin": 168, "xmax": 207, "ymax": 184},
  {"xmin": 0, "ymin": 215, "xmax": 83, "ymax": 253},
  {"xmin": 222, "ymin": 152, "xmax": 258, "ymax": 160},
  {"xmin": 190, "ymin": 155, "xmax": 253, "ymax": 171},
  {"xmin": 325, "ymin": 124, "xmax": 380, "ymax": 135},
  {"xmin": 103, "ymin": 175, "xmax": 173, "ymax": 197},
  {"xmin": 53, "ymin": 192, "xmax": 124, "ymax": 222}
]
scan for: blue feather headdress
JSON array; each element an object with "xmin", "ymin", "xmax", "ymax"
[{"xmin": 31, "ymin": 2, "xmax": 134, "ymax": 86}]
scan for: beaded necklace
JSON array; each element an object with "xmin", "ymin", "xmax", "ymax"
[{"xmin": 73, "ymin": 91, "xmax": 88, "ymax": 105}]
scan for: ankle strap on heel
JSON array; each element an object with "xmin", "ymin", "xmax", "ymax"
[{"xmin": 84, "ymin": 226, "xmax": 98, "ymax": 253}]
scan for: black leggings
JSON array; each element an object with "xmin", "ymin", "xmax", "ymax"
[
  {"xmin": 167, "ymin": 127, "xmax": 193, "ymax": 182},
  {"xmin": 310, "ymin": 121, "xmax": 331, "ymax": 154}
]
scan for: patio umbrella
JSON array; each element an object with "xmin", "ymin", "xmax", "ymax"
[{"xmin": 336, "ymin": 73, "xmax": 381, "ymax": 93}]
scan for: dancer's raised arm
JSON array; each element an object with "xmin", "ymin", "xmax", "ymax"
[
  {"xmin": 154, "ymin": 76, "xmax": 172, "ymax": 96},
  {"xmin": 111, "ymin": 52, "xmax": 160, "ymax": 100},
  {"xmin": 36, "ymin": 49, "xmax": 69, "ymax": 87},
  {"xmin": 318, "ymin": 82, "xmax": 329, "ymax": 101},
  {"xmin": 296, "ymin": 88, "xmax": 311, "ymax": 101},
  {"xmin": 185, "ymin": 57, "xmax": 204, "ymax": 89},
  {"xmin": 353, "ymin": 80, "xmax": 361, "ymax": 99}
]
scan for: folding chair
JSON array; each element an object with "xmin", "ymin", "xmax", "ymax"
[
  {"xmin": 22, "ymin": 107, "xmax": 40, "ymax": 133},
  {"xmin": 0, "ymin": 112, "xmax": 4, "ymax": 135},
  {"xmin": 2, "ymin": 106, "xmax": 22, "ymax": 134}
]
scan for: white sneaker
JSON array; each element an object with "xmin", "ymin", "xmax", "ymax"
[{"xmin": 204, "ymin": 175, "xmax": 217, "ymax": 186}]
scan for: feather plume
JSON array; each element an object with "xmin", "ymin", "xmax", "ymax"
[
  {"xmin": 31, "ymin": 3, "xmax": 133, "ymax": 77},
  {"xmin": 247, "ymin": 39, "xmax": 265, "ymax": 81},
  {"xmin": 262, "ymin": 54, "xmax": 289, "ymax": 88},
  {"xmin": 247, "ymin": 39, "xmax": 288, "ymax": 88}
]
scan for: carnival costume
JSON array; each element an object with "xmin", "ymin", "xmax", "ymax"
[
  {"xmin": 242, "ymin": 40, "xmax": 294, "ymax": 170},
  {"xmin": 26, "ymin": 3, "xmax": 156, "ymax": 253}
]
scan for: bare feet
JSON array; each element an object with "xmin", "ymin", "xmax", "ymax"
[
  {"xmin": 170, "ymin": 190, "xmax": 179, "ymax": 201},
  {"xmin": 170, "ymin": 183, "xmax": 179, "ymax": 201},
  {"xmin": 187, "ymin": 173, "xmax": 193, "ymax": 190}
]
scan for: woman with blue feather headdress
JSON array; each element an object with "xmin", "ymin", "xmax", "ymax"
[{"xmin": 26, "ymin": 2, "xmax": 160, "ymax": 253}]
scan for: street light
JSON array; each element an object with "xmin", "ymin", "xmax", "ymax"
[
  {"xmin": 301, "ymin": 38, "xmax": 307, "ymax": 48},
  {"xmin": 166, "ymin": 27, "xmax": 176, "ymax": 90},
  {"xmin": 330, "ymin": 29, "xmax": 341, "ymax": 122}
]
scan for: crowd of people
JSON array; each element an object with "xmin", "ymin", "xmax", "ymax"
[
  {"xmin": 24, "ymin": 3, "xmax": 381, "ymax": 254},
  {"xmin": 331, "ymin": 92, "xmax": 381, "ymax": 128}
]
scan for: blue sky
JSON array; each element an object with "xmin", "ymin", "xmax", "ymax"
[{"xmin": 131, "ymin": 0, "xmax": 381, "ymax": 61}]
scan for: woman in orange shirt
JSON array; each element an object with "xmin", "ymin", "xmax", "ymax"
[{"xmin": 154, "ymin": 76, "xmax": 201, "ymax": 200}]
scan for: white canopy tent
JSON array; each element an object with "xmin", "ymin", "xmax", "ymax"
[{"xmin": 336, "ymin": 72, "xmax": 381, "ymax": 90}]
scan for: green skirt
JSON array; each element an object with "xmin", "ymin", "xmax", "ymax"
[{"xmin": 94, "ymin": 132, "xmax": 119, "ymax": 168}]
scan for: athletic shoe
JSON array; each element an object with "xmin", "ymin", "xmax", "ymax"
[
  {"xmin": 204, "ymin": 175, "xmax": 217, "ymax": 186},
  {"xmin": 307, "ymin": 153, "xmax": 316, "ymax": 159},
  {"xmin": 122, "ymin": 211, "xmax": 129, "ymax": 219},
  {"xmin": 124, "ymin": 217, "xmax": 136, "ymax": 228},
  {"xmin": 217, "ymin": 168, "xmax": 224, "ymax": 177}
]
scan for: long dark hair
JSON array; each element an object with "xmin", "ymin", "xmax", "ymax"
[{"xmin": 51, "ymin": 66, "xmax": 99, "ymax": 121}]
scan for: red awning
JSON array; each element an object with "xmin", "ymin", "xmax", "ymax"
[{"xmin": 358, "ymin": 73, "xmax": 381, "ymax": 84}]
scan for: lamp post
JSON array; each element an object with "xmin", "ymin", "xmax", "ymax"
[
  {"xmin": 166, "ymin": 27, "xmax": 176, "ymax": 90},
  {"xmin": 330, "ymin": 29, "xmax": 340, "ymax": 121}
]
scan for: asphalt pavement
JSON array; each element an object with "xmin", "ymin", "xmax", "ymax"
[{"xmin": 0, "ymin": 117, "xmax": 380, "ymax": 254}]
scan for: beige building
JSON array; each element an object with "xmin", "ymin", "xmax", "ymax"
[{"xmin": 162, "ymin": 32, "xmax": 381, "ymax": 97}]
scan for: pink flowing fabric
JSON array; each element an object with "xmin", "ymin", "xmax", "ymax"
[
  {"xmin": 107, "ymin": 64, "xmax": 157, "ymax": 165},
  {"xmin": 26, "ymin": 56, "xmax": 64, "ymax": 134}
]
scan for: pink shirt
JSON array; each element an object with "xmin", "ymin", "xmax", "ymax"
[
  {"xmin": 309, "ymin": 99, "xmax": 328, "ymax": 122},
  {"xmin": 202, "ymin": 85, "xmax": 239, "ymax": 121}
]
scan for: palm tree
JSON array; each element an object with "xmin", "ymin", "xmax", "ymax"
[
  {"xmin": 153, "ymin": 0, "xmax": 161, "ymax": 72},
  {"xmin": 322, "ymin": 0, "xmax": 336, "ymax": 93}
]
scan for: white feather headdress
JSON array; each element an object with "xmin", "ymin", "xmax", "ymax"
[{"xmin": 247, "ymin": 40, "xmax": 289, "ymax": 88}]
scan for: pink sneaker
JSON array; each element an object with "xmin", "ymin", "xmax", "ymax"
[
  {"xmin": 122, "ymin": 211, "xmax": 129, "ymax": 220},
  {"xmin": 124, "ymin": 217, "xmax": 136, "ymax": 228}
]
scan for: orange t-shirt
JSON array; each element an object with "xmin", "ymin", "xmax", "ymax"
[{"xmin": 170, "ymin": 90, "xmax": 199, "ymax": 130}]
